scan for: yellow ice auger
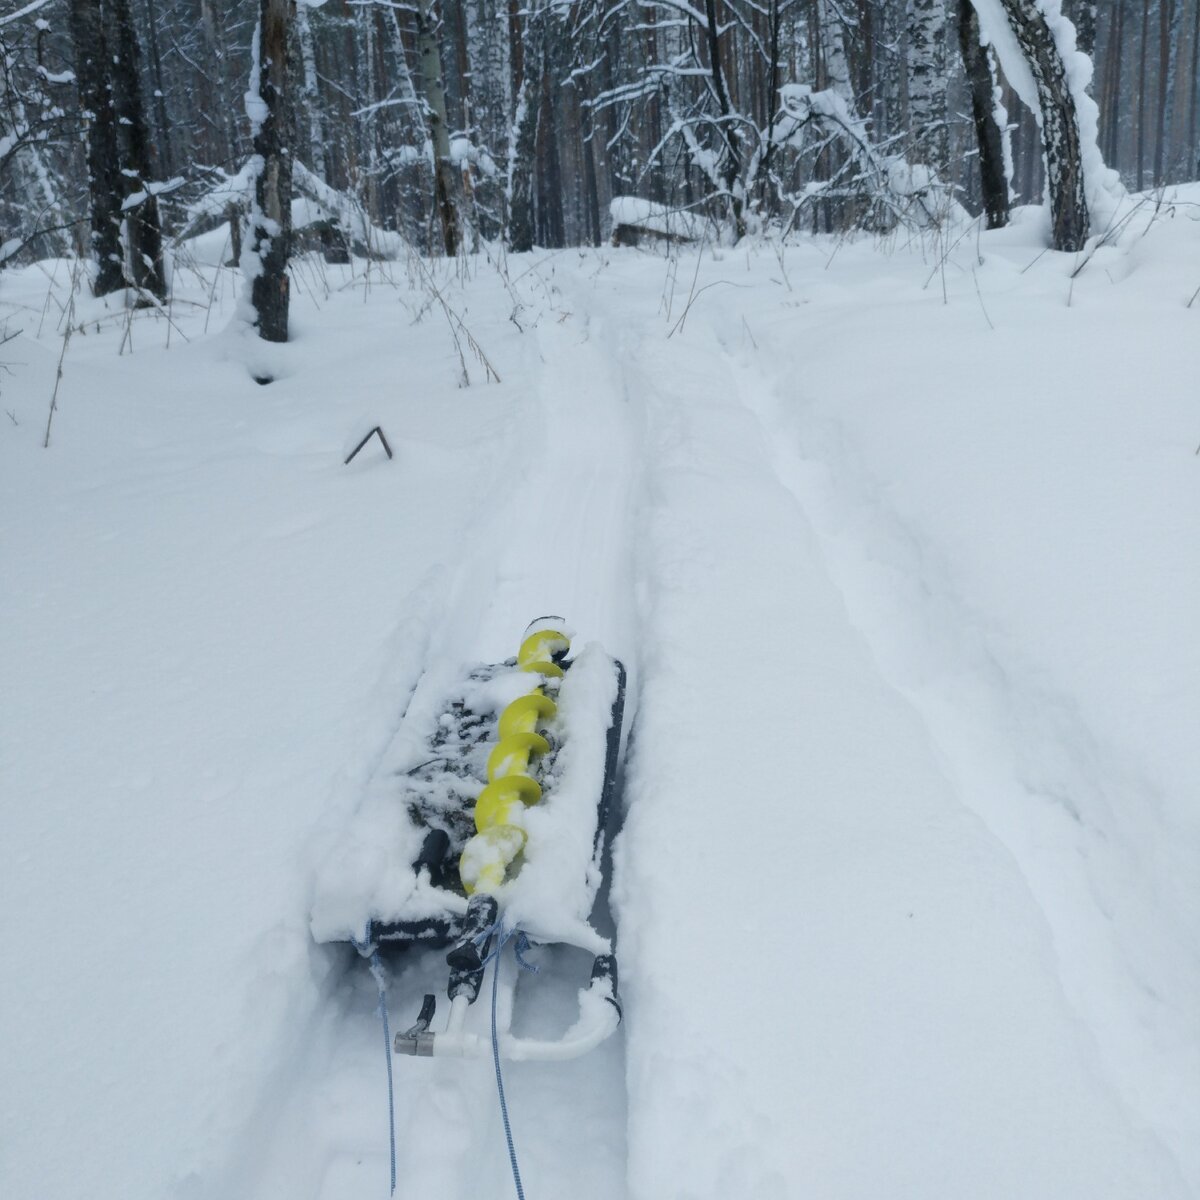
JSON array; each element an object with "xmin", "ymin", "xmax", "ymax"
[
  {"xmin": 314, "ymin": 616, "xmax": 626, "ymax": 1060},
  {"xmin": 362, "ymin": 617, "xmax": 627, "ymax": 1060},
  {"xmin": 459, "ymin": 622, "xmax": 570, "ymax": 894}
]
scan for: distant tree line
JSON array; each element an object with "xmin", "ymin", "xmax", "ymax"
[{"xmin": 2, "ymin": 0, "xmax": 1197, "ymax": 338}]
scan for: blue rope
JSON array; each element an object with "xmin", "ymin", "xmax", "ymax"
[
  {"xmin": 359, "ymin": 936, "xmax": 398, "ymax": 1198},
  {"xmin": 374, "ymin": 957, "xmax": 398, "ymax": 1198},
  {"xmin": 491, "ymin": 928, "xmax": 527, "ymax": 1200},
  {"xmin": 354, "ymin": 922, "xmax": 537, "ymax": 1200},
  {"xmin": 513, "ymin": 931, "xmax": 541, "ymax": 975}
]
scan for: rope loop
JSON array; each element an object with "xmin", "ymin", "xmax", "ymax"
[{"xmin": 513, "ymin": 930, "xmax": 540, "ymax": 974}]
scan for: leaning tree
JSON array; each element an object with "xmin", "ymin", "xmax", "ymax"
[{"xmin": 968, "ymin": 0, "xmax": 1107, "ymax": 251}]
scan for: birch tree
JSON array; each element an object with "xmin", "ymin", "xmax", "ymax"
[
  {"xmin": 245, "ymin": 0, "xmax": 292, "ymax": 343},
  {"xmin": 971, "ymin": 0, "xmax": 1092, "ymax": 251},
  {"xmin": 907, "ymin": 0, "xmax": 949, "ymax": 174},
  {"xmin": 416, "ymin": 0, "xmax": 460, "ymax": 255},
  {"xmin": 816, "ymin": 0, "xmax": 854, "ymax": 101},
  {"xmin": 295, "ymin": 0, "xmax": 327, "ymax": 180}
]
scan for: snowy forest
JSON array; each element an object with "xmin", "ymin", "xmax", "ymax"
[
  {"xmin": 3, "ymin": 3, "xmax": 1200, "ymax": 1200},
  {"xmin": 2, "ymin": 0, "xmax": 1200, "ymax": 281}
]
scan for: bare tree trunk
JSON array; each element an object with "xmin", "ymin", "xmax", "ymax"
[
  {"xmin": 246, "ymin": 0, "xmax": 292, "ymax": 344},
  {"xmin": 1190, "ymin": 0, "xmax": 1200, "ymax": 177},
  {"xmin": 535, "ymin": 35, "xmax": 563, "ymax": 246},
  {"xmin": 816, "ymin": 0, "xmax": 854, "ymax": 102},
  {"xmin": 1070, "ymin": 0, "xmax": 1097, "ymax": 59},
  {"xmin": 878, "ymin": 0, "xmax": 905, "ymax": 139},
  {"xmin": 143, "ymin": 0, "xmax": 173, "ymax": 174},
  {"xmin": 199, "ymin": 0, "xmax": 237, "ymax": 167},
  {"xmin": 756, "ymin": 0, "xmax": 784, "ymax": 196},
  {"xmin": 985, "ymin": 0, "xmax": 1089, "ymax": 251},
  {"xmin": 296, "ymin": 1, "xmax": 327, "ymax": 179},
  {"xmin": 106, "ymin": 0, "xmax": 166, "ymax": 301},
  {"xmin": 506, "ymin": 0, "xmax": 537, "ymax": 253},
  {"xmin": 958, "ymin": 0, "xmax": 1009, "ymax": 227},
  {"xmin": 856, "ymin": 0, "xmax": 875, "ymax": 103},
  {"xmin": 1100, "ymin": 0, "xmax": 1125, "ymax": 169},
  {"xmin": 1153, "ymin": 0, "xmax": 1176, "ymax": 185},
  {"xmin": 67, "ymin": 0, "xmax": 124, "ymax": 296},
  {"xmin": 1136, "ymin": 0, "xmax": 1148, "ymax": 190},
  {"xmin": 907, "ymin": 0, "xmax": 949, "ymax": 174},
  {"xmin": 641, "ymin": 11, "xmax": 665, "ymax": 204},
  {"xmin": 355, "ymin": 3, "xmax": 380, "ymax": 221},
  {"xmin": 582, "ymin": 105, "xmax": 601, "ymax": 246},
  {"xmin": 702, "ymin": 0, "xmax": 745, "ymax": 238},
  {"xmin": 417, "ymin": 0, "xmax": 460, "ymax": 255}
]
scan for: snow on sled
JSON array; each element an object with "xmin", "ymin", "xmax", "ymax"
[{"xmin": 311, "ymin": 618, "xmax": 626, "ymax": 1061}]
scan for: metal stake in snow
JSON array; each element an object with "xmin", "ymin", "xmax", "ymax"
[{"xmin": 344, "ymin": 426, "xmax": 393, "ymax": 465}]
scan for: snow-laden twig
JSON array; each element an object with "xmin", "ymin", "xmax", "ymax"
[
  {"xmin": 407, "ymin": 254, "xmax": 500, "ymax": 385},
  {"xmin": 0, "ymin": 0, "xmax": 55, "ymax": 28}
]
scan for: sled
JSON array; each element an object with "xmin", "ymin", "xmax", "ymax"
[{"xmin": 310, "ymin": 618, "xmax": 627, "ymax": 1061}]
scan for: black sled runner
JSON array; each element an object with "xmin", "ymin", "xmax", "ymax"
[{"xmin": 310, "ymin": 618, "xmax": 626, "ymax": 1060}]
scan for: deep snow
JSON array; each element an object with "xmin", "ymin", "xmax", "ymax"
[{"xmin": 2, "ymin": 192, "xmax": 1199, "ymax": 1199}]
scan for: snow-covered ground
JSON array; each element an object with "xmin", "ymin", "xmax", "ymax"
[{"xmin": 3, "ymin": 193, "xmax": 1198, "ymax": 1200}]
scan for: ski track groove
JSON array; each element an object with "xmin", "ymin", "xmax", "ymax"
[
  {"xmin": 244, "ymin": 279, "xmax": 644, "ymax": 1200},
  {"xmin": 711, "ymin": 307, "xmax": 1200, "ymax": 1185}
]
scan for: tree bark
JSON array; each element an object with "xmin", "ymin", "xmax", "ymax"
[
  {"xmin": 702, "ymin": 0, "xmax": 745, "ymax": 238},
  {"xmin": 296, "ymin": 1, "xmax": 327, "ymax": 179},
  {"xmin": 506, "ymin": 0, "xmax": 537, "ymax": 253},
  {"xmin": 1154, "ymin": 0, "xmax": 1176, "ymax": 185},
  {"xmin": 67, "ymin": 0, "xmax": 124, "ymax": 296},
  {"xmin": 143, "ymin": 0, "xmax": 173, "ymax": 174},
  {"xmin": 1070, "ymin": 0, "xmax": 1097, "ymax": 59},
  {"xmin": 1135, "ymin": 0, "xmax": 1148, "ymax": 189},
  {"xmin": 1189, "ymin": 0, "xmax": 1200, "ymax": 177},
  {"xmin": 756, "ymin": 0, "xmax": 784, "ymax": 195},
  {"xmin": 535, "ymin": 36, "xmax": 564, "ymax": 246},
  {"xmin": 199, "ymin": 0, "xmax": 236, "ymax": 167},
  {"xmin": 957, "ymin": 0, "xmax": 1009, "ymax": 228},
  {"xmin": 106, "ymin": 0, "xmax": 167, "ymax": 301},
  {"xmin": 816, "ymin": 0, "xmax": 854, "ymax": 102},
  {"xmin": 247, "ymin": 0, "xmax": 292, "ymax": 344},
  {"xmin": 988, "ymin": 0, "xmax": 1089, "ymax": 251},
  {"xmin": 907, "ymin": 0, "xmax": 949, "ymax": 174},
  {"xmin": 1101, "ymin": 0, "xmax": 1125, "ymax": 168},
  {"xmin": 417, "ymin": 0, "xmax": 460, "ymax": 255}
]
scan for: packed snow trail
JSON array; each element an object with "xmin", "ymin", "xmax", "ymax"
[
  {"xmin": 237, "ymin": 268, "xmax": 642, "ymax": 1200},
  {"xmin": 565, "ymin": 261, "xmax": 1188, "ymax": 1199},
  {"xmin": 699, "ymin": 224, "xmax": 1200, "ymax": 1188},
  {"xmin": 4, "ymin": 213, "xmax": 1198, "ymax": 1200},
  {"xmin": 283, "ymin": 256, "xmax": 1191, "ymax": 1200}
]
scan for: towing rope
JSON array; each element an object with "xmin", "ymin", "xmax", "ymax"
[
  {"xmin": 489, "ymin": 925, "xmax": 538, "ymax": 1200},
  {"xmin": 358, "ymin": 938, "xmax": 398, "ymax": 1197}
]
